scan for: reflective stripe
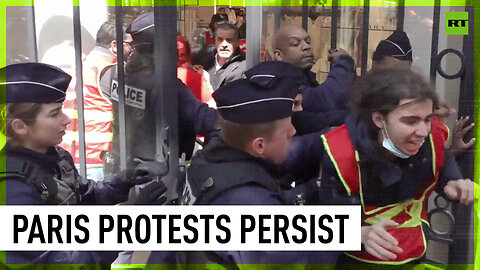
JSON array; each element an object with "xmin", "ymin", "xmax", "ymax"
[
  {"xmin": 1, "ymin": 132, "xmax": 6, "ymax": 150},
  {"xmin": 321, "ymin": 134, "xmax": 351, "ymax": 196},
  {"xmin": 84, "ymin": 131, "xmax": 112, "ymax": 143},
  {"xmin": 65, "ymin": 90, "xmax": 77, "ymax": 100},
  {"xmin": 445, "ymin": 123, "xmax": 451, "ymax": 144},
  {"xmin": 217, "ymin": 97, "xmax": 294, "ymax": 109},
  {"xmin": 83, "ymin": 110, "xmax": 113, "ymax": 122},
  {"xmin": 0, "ymin": 81, "xmax": 65, "ymax": 94},
  {"xmin": 63, "ymin": 109, "xmax": 112, "ymax": 123},
  {"xmin": 430, "ymin": 134, "xmax": 436, "ymax": 176},
  {"xmin": 63, "ymin": 108, "xmax": 77, "ymax": 119},
  {"xmin": 63, "ymin": 131, "xmax": 78, "ymax": 142},
  {"xmin": 60, "ymin": 49, "xmax": 117, "ymax": 165},
  {"xmin": 64, "ymin": 131, "xmax": 111, "ymax": 144},
  {"xmin": 359, "ymin": 134, "xmax": 437, "ymax": 220},
  {"xmin": 323, "ymin": 125, "xmax": 445, "ymax": 264},
  {"xmin": 348, "ymin": 135, "xmax": 440, "ymax": 263}
]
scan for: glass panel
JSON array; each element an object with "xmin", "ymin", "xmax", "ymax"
[
  {"xmin": 32, "ymin": 4, "xmax": 154, "ymax": 180},
  {"xmin": 104, "ymin": 6, "xmax": 152, "ymax": 176},
  {"xmin": 308, "ymin": 6, "xmax": 331, "ymax": 83},
  {"xmin": 336, "ymin": 6, "xmax": 362, "ymax": 75},
  {"xmin": 35, "ymin": 4, "xmax": 76, "ymax": 73},
  {"xmin": 33, "ymin": 4, "xmax": 82, "ymax": 175},
  {"xmin": 261, "ymin": 6, "xmax": 332, "ymax": 82},
  {"xmin": 367, "ymin": 6, "xmax": 397, "ymax": 71},
  {"xmin": 6, "ymin": 6, "xmax": 37, "ymax": 65},
  {"xmin": 404, "ymin": 6, "xmax": 433, "ymax": 77}
]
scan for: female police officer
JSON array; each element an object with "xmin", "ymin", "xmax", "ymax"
[
  {"xmin": 0, "ymin": 62, "xmax": 167, "ymax": 265},
  {"xmin": 286, "ymin": 69, "xmax": 475, "ymax": 267}
]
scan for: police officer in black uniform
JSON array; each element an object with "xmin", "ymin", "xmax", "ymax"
[
  {"xmin": 0, "ymin": 62, "xmax": 168, "ymax": 265},
  {"xmin": 103, "ymin": 12, "xmax": 218, "ymax": 171},
  {"xmin": 153, "ymin": 62, "xmax": 338, "ymax": 265}
]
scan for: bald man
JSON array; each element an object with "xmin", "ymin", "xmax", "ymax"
[{"xmin": 272, "ymin": 25, "xmax": 356, "ymax": 134}]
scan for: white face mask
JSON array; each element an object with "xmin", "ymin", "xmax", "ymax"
[{"xmin": 381, "ymin": 121, "xmax": 423, "ymax": 159}]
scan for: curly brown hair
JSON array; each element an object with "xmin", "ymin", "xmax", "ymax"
[{"xmin": 350, "ymin": 68, "xmax": 438, "ymax": 141}]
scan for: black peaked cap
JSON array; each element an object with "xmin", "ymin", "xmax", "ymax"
[{"xmin": 0, "ymin": 62, "xmax": 71, "ymax": 103}]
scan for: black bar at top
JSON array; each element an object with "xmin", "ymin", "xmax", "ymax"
[
  {"xmin": 430, "ymin": 1, "xmax": 441, "ymax": 82},
  {"xmin": 302, "ymin": 0, "xmax": 308, "ymax": 31},
  {"xmin": 361, "ymin": 1, "xmax": 370, "ymax": 76},
  {"xmin": 274, "ymin": 6, "xmax": 281, "ymax": 31},
  {"xmin": 396, "ymin": 0, "xmax": 405, "ymax": 31},
  {"xmin": 72, "ymin": 5, "xmax": 87, "ymax": 177},
  {"xmin": 330, "ymin": 0, "xmax": 338, "ymax": 50}
]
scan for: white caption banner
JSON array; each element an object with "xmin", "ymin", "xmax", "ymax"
[{"xmin": 0, "ymin": 205, "xmax": 361, "ymax": 251}]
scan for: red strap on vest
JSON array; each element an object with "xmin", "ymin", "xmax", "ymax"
[{"xmin": 323, "ymin": 124, "xmax": 360, "ymax": 195}]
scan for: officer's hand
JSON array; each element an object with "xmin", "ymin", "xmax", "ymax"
[
  {"xmin": 132, "ymin": 181, "xmax": 168, "ymax": 205},
  {"xmin": 444, "ymin": 179, "xmax": 475, "ymax": 205},
  {"xmin": 449, "ymin": 116, "xmax": 474, "ymax": 156},
  {"xmin": 131, "ymin": 159, "xmax": 168, "ymax": 185},
  {"xmin": 126, "ymin": 160, "xmax": 168, "ymax": 186},
  {"xmin": 361, "ymin": 219, "xmax": 402, "ymax": 261},
  {"xmin": 328, "ymin": 48, "xmax": 350, "ymax": 63}
]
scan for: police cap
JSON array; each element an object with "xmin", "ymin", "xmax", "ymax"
[
  {"xmin": 244, "ymin": 61, "xmax": 309, "ymax": 88},
  {"xmin": 373, "ymin": 30, "xmax": 412, "ymax": 61},
  {"xmin": 0, "ymin": 62, "xmax": 71, "ymax": 103},
  {"xmin": 126, "ymin": 12, "xmax": 154, "ymax": 45},
  {"xmin": 214, "ymin": 62, "xmax": 301, "ymax": 124}
]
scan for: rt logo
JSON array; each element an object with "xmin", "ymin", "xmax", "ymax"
[{"xmin": 445, "ymin": 12, "xmax": 468, "ymax": 35}]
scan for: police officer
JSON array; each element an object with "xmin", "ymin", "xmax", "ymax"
[
  {"xmin": 0, "ymin": 62, "xmax": 168, "ymax": 265},
  {"xmin": 371, "ymin": 30, "xmax": 413, "ymax": 71},
  {"xmin": 157, "ymin": 62, "xmax": 338, "ymax": 265},
  {"xmin": 103, "ymin": 12, "xmax": 218, "ymax": 169},
  {"xmin": 243, "ymin": 61, "xmax": 322, "ymax": 202},
  {"xmin": 272, "ymin": 25, "xmax": 356, "ymax": 134}
]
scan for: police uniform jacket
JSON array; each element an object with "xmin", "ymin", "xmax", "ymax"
[
  {"xmin": 300, "ymin": 55, "xmax": 356, "ymax": 113},
  {"xmin": 104, "ymin": 53, "xmax": 218, "ymax": 163},
  {"xmin": 2, "ymin": 143, "xmax": 132, "ymax": 264},
  {"xmin": 289, "ymin": 55, "xmax": 355, "ymax": 135},
  {"xmin": 156, "ymin": 139, "xmax": 339, "ymax": 265}
]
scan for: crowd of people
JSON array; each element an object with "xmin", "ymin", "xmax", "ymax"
[{"xmin": 0, "ymin": 7, "xmax": 477, "ymax": 269}]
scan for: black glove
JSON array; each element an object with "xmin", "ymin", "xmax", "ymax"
[
  {"xmin": 131, "ymin": 181, "xmax": 168, "ymax": 205},
  {"xmin": 123, "ymin": 160, "xmax": 169, "ymax": 186}
]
